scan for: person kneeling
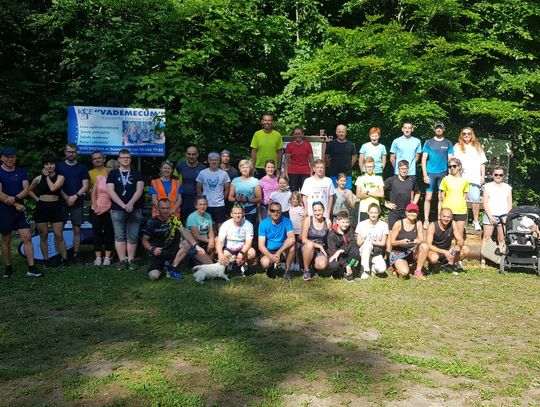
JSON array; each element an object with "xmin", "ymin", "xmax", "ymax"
[
  {"xmin": 301, "ymin": 201, "xmax": 331, "ymax": 281},
  {"xmin": 216, "ymin": 204, "xmax": 257, "ymax": 276},
  {"xmin": 327, "ymin": 211, "xmax": 359, "ymax": 282},
  {"xmin": 142, "ymin": 198, "xmax": 212, "ymax": 280},
  {"xmin": 426, "ymin": 207, "xmax": 470, "ymax": 275},
  {"xmin": 258, "ymin": 202, "xmax": 296, "ymax": 282},
  {"xmin": 355, "ymin": 203, "xmax": 389, "ymax": 280}
]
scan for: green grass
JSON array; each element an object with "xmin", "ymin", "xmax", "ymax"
[{"xmin": 1, "ymin": 254, "xmax": 539, "ymax": 406}]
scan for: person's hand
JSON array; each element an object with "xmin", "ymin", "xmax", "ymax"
[
  {"xmin": 489, "ymin": 216, "xmax": 496, "ymax": 226},
  {"xmin": 125, "ymin": 202, "xmax": 134, "ymax": 213},
  {"xmin": 67, "ymin": 195, "xmax": 78, "ymax": 206},
  {"xmin": 42, "ymin": 169, "xmax": 49, "ymax": 177},
  {"xmin": 423, "ymin": 174, "xmax": 430, "ymax": 185},
  {"xmin": 385, "ymin": 202, "xmax": 397, "ymax": 210},
  {"xmin": 444, "ymin": 250, "xmax": 454, "ymax": 263},
  {"xmin": 153, "ymin": 247, "xmax": 162, "ymax": 256},
  {"xmin": 207, "ymin": 242, "xmax": 214, "ymax": 253},
  {"xmin": 195, "ymin": 245, "xmax": 205, "ymax": 255},
  {"xmin": 218, "ymin": 253, "xmax": 229, "ymax": 265},
  {"xmin": 4, "ymin": 196, "xmax": 15, "ymax": 205},
  {"xmin": 480, "ymin": 175, "xmax": 485, "ymax": 185},
  {"xmin": 412, "ymin": 239, "xmax": 419, "ymax": 245},
  {"xmin": 319, "ymin": 247, "xmax": 328, "ymax": 257},
  {"xmin": 14, "ymin": 203, "xmax": 26, "ymax": 212},
  {"xmin": 329, "ymin": 253, "xmax": 339, "ymax": 263},
  {"xmin": 272, "ymin": 253, "xmax": 281, "ymax": 264}
]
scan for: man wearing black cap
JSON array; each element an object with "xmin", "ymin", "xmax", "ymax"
[
  {"xmin": 0, "ymin": 147, "xmax": 43, "ymax": 277},
  {"xmin": 421, "ymin": 122, "xmax": 454, "ymax": 229}
]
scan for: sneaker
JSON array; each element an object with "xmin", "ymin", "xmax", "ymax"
[
  {"xmin": 344, "ymin": 273, "xmax": 355, "ymax": 283},
  {"xmin": 360, "ymin": 272, "xmax": 369, "ymax": 280},
  {"xmin": 117, "ymin": 260, "xmax": 126, "ymax": 271},
  {"xmin": 473, "ymin": 220, "xmax": 482, "ymax": 231},
  {"xmin": 240, "ymin": 264, "xmax": 248, "ymax": 276},
  {"xmin": 413, "ymin": 269, "xmax": 426, "ymax": 281},
  {"xmin": 283, "ymin": 270, "xmax": 292, "ymax": 282},
  {"xmin": 71, "ymin": 252, "xmax": 80, "ymax": 263},
  {"xmin": 126, "ymin": 260, "xmax": 137, "ymax": 271},
  {"xmin": 58, "ymin": 258, "xmax": 70, "ymax": 268},
  {"xmin": 451, "ymin": 270, "xmax": 460, "ymax": 276},
  {"xmin": 103, "ymin": 257, "xmax": 112, "ymax": 266},
  {"xmin": 266, "ymin": 269, "xmax": 276, "ymax": 279},
  {"xmin": 302, "ymin": 270, "xmax": 312, "ymax": 281},
  {"xmin": 43, "ymin": 259, "xmax": 54, "ymax": 270},
  {"xmin": 4, "ymin": 266, "xmax": 13, "ymax": 278},
  {"xmin": 27, "ymin": 268, "xmax": 44, "ymax": 277},
  {"xmin": 93, "ymin": 257, "xmax": 103, "ymax": 266},
  {"xmin": 169, "ymin": 270, "xmax": 184, "ymax": 280},
  {"xmin": 423, "ymin": 220, "xmax": 430, "ymax": 229},
  {"xmin": 455, "ymin": 261, "xmax": 464, "ymax": 272}
]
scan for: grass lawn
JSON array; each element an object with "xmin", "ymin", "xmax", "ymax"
[{"xmin": 1, "ymin": 254, "xmax": 539, "ymax": 406}]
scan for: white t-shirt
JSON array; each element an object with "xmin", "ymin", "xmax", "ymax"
[
  {"xmin": 484, "ymin": 182, "xmax": 512, "ymax": 216},
  {"xmin": 196, "ymin": 168, "xmax": 230, "ymax": 207},
  {"xmin": 355, "ymin": 219, "xmax": 389, "ymax": 242},
  {"xmin": 269, "ymin": 190, "xmax": 292, "ymax": 212},
  {"xmin": 300, "ymin": 176, "xmax": 336, "ymax": 216},
  {"xmin": 218, "ymin": 218, "xmax": 254, "ymax": 252},
  {"xmin": 453, "ymin": 144, "xmax": 487, "ymax": 185}
]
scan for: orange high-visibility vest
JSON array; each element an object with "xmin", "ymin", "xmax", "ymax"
[{"xmin": 151, "ymin": 178, "xmax": 180, "ymax": 217}]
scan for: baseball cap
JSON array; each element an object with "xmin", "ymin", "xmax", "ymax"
[
  {"xmin": 1, "ymin": 147, "xmax": 16, "ymax": 156},
  {"xmin": 405, "ymin": 203, "xmax": 420, "ymax": 213},
  {"xmin": 434, "ymin": 121, "xmax": 445, "ymax": 129}
]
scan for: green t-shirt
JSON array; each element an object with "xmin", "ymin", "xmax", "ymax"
[
  {"xmin": 355, "ymin": 174, "xmax": 384, "ymax": 213},
  {"xmin": 250, "ymin": 129, "xmax": 283, "ymax": 168}
]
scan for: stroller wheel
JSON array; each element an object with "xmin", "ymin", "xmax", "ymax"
[{"xmin": 499, "ymin": 255, "xmax": 507, "ymax": 275}]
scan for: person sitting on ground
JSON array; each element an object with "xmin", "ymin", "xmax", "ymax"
[
  {"xmin": 388, "ymin": 203, "xmax": 429, "ymax": 280},
  {"xmin": 426, "ymin": 207, "xmax": 470, "ymax": 274},
  {"xmin": 258, "ymin": 202, "xmax": 296, "ymax": 281},
  {"xmin": 300, "ymin": 201, "xmax": 332, "ymax": 281},
  {"xmin": 355, "ymin": 203, "xmax": 388, "ymax": 280},
  {"xmin": 142, "ymin": 198, "xmax": 212, "ymax": 281},
  {"xmin": 327, "ymin": 211, "xmax": 359, "ymax": 282},
  {"xmin": 186, "ymin": 195, "xmax": 215, "ymax": 256},
  {"xmin": 216, "ymin": 204, "xmax": 256, "ymax": 275}
]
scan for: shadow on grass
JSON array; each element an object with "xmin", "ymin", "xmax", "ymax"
[{"xmin": 0, "ymin": 262, "xmax": 398, "ymax": 406}]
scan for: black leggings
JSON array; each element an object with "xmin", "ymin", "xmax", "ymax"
[
  {"xmin": 328, "ymin": 246, "xmax": 360, "ymax": 278},
  {"xmin": 90, "ymin": 210, "xmax": 114, "ymax": 253},
  {"xmin": 288, "ymin": 173, "xmax": 310, "ymax": 192}
]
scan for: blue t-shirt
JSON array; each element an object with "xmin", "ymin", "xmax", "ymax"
[
  {"xmin": 231, "ymin": 176, "xmax": 260, "ymax": 215},
  {"xmin": 359, "ymin": 142, "xmax": 387, "ymax": 174},
  {"xmin": 148, "ymin": 179, "xmax": 184, "ymax": 196},
  {"xmin": 176, "ymin": 161, "xmax": 206, "ymax": 197},
  {"xmin": 0, "ymin": 166, "xmax": 28, "ymax": 212},
  {"xmin": 57, "ymin": 161, "xmax": 90, "ymax": 207},
  {"xmin": 389, "ymin": 135, "xmax": 422, "ymax": 175},
  {"xmin": 422, "ymin": 138, "xmax": 454, "ymax": 174},
  {"xmin": 258, "ymin": 216, "xmax": 293, "ymax": 251},
  {"xmin": 186, "ymin": 211, "xmax": 213, "ymax": 239}
]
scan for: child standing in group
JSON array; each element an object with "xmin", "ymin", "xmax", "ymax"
[
  {"xmin": 258, "ymin": 159, "xmax": 279, "ymax": 220},
  {"xmin": 269, "ymin": 175, "xmax": 292, "ymax": 217},
  {"xmin": 332, "ymin": 173, "xmax": 356, "ymax": 224},
  {"xmin": 288, "ymin": 191, "xmax": 305, "ymax": 272}
]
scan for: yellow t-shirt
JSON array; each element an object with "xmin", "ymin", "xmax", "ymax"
[
  {"xmin": 355, "ymin": 174, "xmax": 384, "ymax": 213},
  {"xmin": 250, "ymin": 129, "xmax": 283, "ymax": 168},
  {"xmin": 89, "ymin": 168, "xmax": 108, "ymax": 188},
  {"xmin": 440, "ymin": 175, "xmax": 469, "ymax": 215}
]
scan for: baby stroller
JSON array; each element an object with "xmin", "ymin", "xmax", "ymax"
[{"xmin": 499, "ymin": 205, "xmax": 540, "ymax": 276}]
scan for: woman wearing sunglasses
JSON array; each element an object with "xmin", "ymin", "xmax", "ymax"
[
  {"xmin": 439, "ymin": 158, "xmax": 469, "ymax": 240},
  {"xmin": 481, "ymin": 166, "xmax": 512, "ymax": 267}
]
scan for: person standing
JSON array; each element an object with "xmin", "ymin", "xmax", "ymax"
[
  {"xmin": 355, "ymin": 157, "xmax": 384, "ymax": 222},
  {"xmin": 58, "ymin": 143, "xmax": 89, "ymax": 261},
  {"xmin": 300, "ymin": 159, "xmax": 335, "ymax": 219},
  {"xmin": 228, "ymin": 159, "xmax": 262, "ymax": 226},
  {"xmin": 250, "ymin": 114, "xmax": 283, "ymax": 179},
  {"xmin": 453, "ymin": 127, "xmax": 487, "ymax": 231},
  {"xmin": 175, "ymin": 145, "xmax": 206, "ymax": 223},
  {"xmin": 384, "ymin": 160, "xmax": 420, "ymax": 231},
  {"xmin": 421, "ymin": 122, "xmax": 454, "ymax": 228},
  {"xmin": 196, "ymin": 152, "xmax": 230, "ymax": 228},
  {"xmin": 389, "ymin": 121, "xmax": 422, "ymax": 176},
  {"xmin": 358, "ymin": 127, "xmax": 387, "ymax": 176},
  {"xmin": 325, "ymin": 124, "xmax": 356, "ymax": 189},
  {"xmin": 219, "ymin": 150, "xmax": 238, "ymax": 181},
  {"xmin": 0, "ymin": 147, "xmax": 43, "ymax": 277},
  {"xmin": 439, "ymin": 158, "xmax": 470, "ymax": 241},
  {"xmin": 150, "ymin": 161, "xmax": 182, "ymax": 218},
  {"xmin": 106, "ymin": 149, "xmax": 145, "ymax": 270},
  {"xmin": 284, "ymin": 126, "xmax": 314, "ymax": 192}
]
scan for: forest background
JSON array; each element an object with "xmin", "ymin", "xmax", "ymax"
[{"xmin": 1, "ymin": 0, "xmax": 538, "ymax": 202}]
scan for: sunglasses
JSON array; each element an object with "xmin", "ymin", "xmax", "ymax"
[
  {"xmin": 493, "ymin": 174, "xmax": 504, "ymax": 177},
  {"xmin": 448, "ymin": 164, "xmax": 459, "ymax": 168},
  {"xmin": 269, "ymin": 209, "xmax": 282, "ymax": 214}
]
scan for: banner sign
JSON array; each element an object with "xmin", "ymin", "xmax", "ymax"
[{"xmin": 67, "ymin": 106, "xmax": 166, "ymax": 156}]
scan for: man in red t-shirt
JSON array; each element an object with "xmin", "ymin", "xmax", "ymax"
[{"xmin": 284, "ymin": 126, "xmax": 314, "ymax": 192}]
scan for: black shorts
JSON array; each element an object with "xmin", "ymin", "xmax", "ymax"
[
  {"xmin": 62, "ymin": 205, "xmax": 84, "ymax": 225},
  {"xmin": 453, "ymin": 213, "xmax": 467, "ymax": 222},
  {"xmin": 34, "ymin": 200, "xmax": 64, "ymax": 224},
  {"xmin": 0, "ymin": 208, "xmax": 30, "ymax": 235},
  {"xmin": 207, "ymin": 205, "xmax": 228, "ymax": 224},
  {"xmin": 147, "ymin": 247, "xmax": 178, "ymax": 272}
]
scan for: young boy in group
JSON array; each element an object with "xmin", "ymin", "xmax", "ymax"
[
  {"xmin": 358, "ymin": 127, "xmax": 387, "ymax": 176},
  {"xmin": 327, "ymin": 211, "xmax": 360, "ymax": 282}
]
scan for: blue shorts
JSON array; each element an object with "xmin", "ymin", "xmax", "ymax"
[
  {"xmin": 467, "ymin": 183, "xmax": 482, "ymax": 204},
  {"xmin": 0, "ymin": 208, "xmax": 30, "ymax": 235},
  {"xmin": 426, "ymin": 172, "xmax": 447, "ymax": 193},
  {"xmin": 482, "ymin": 214, "xmax": 504, "ymax": 226},
  {"xmin": 330, "ymin": 176, "xmax": 352, "ymax": 190}
]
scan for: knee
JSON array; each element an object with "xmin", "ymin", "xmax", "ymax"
[
  {"xmin": 461, "ymin": 245, "xmax": 470, "ymax": 256},
  {"xmin": 418, "ymin": 242, "xmax": 429, "ymax": 253},
  {"xmin": 260, "ymin": 256, "xmax": 270, "ymax": 269},
  {"xmin": 427, "ymin": 252, "xmax": 438, "ymax": 264},
  {"xmin": 247, "ymin": 248, "xmax": 256, "ymax": 260},
  {"xmin": 315, "ymin": 257, "xmax": 328, "ymax": 270}
]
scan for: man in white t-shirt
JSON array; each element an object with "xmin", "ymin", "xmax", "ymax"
[
  {"xmin": 216, "ymin": 205, "xmax": 256, "ymax": 275},
  {"xmin": 355, "ymin": 157, "xmax": 384, "ymax": 222},
  {"xmin": 355, "ymin": 203, "xmax": 388, "ymax": 279},
  {"xmin": 300, "ymin": 159, "xmax": 335, "ymax": 218},
  {"xmin": 196, "ymin": 152, "xmax": 231, "ymax": 227}
]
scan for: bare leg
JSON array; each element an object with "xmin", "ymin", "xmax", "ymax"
[
  {"xmin": 1, "ymin": 233, "xmax": 12, "ymax": 266},
  {"xmin": 36, "ymin": 223, "xmax": 49, "ymax": 260},
  {"xmin": 126, "ymin": 243, "xmax": 137, "ymax": 262},
  {"xmin": 19, "ymin": 229, "xmax": 35, "ymax": 266},
  {"xmin": 52, "ymin": 222, "xmax": 68, "ymax": 259},
  {"xmin": 73, "ymin": 224, "xmax": 81, "ymax": 252},
  {"xmin": 172, "ymin": 241, "xmax": 190, "ymax": 268},
  {"xmin": 285, "ymin": 246, "xmax": 296, "ymax": 270},
  {"xmin": 394, "ymin": 259, "xmax": 410, "ymax": 277},
  {"xmin": 424, "ymin": 191, "xmax": 433, "ymax": 223},
  {"xmin": 472, "ymin": 203, "xmax": 480, "ymax": 223},
  {"xmin": 115, "ymin": 241, "xmax": 127, "ymax": 262},
  {"xmin": 302, "ymin": 241, "xmax": 314, "ymax": 270},
  {"xmin": 414, "ymin": 243, "xmax": 429, "ymax": 271}
]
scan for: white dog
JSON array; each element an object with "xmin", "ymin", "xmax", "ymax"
[{"xmin": 193, "ymin": 263, "xmax": 229, "ymax": 284}]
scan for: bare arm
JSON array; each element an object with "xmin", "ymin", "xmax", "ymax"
[
  {"xmin": 381, "ymin": 155, "xmax": 387, "ymax": 171},
  {"xmin": 180, "ymin": 226, "xmax": 199, "ymax": 247},
  {"xmin": 228, "ymin": 184, "xmax": 237, "ymax": 202},
  {"xmin": 389, "ymin": 153, "xmax": 396, "ymax": 169},
  {"xmin": 196, "ymin": 182, "xmax": 203, "ymax": 196},
  {"xmin": 358, "ymin": 153, "xmax": 365, "ymax": 173},
  {"xmin": 389, "ymin": 221, "xmax": 402, "ymax": 248},
  {"xmin": 421, "ymin": 152, "xmax": 429, "ymax": 183},
  {"xmin": 251, "ymin": 148, "xmax": 257, "ymax": 167},
  {"xmin": 308, "ymin": 154, "xmax": 314, "ymax": 173},
  {"xmin": 284, "ymin": 153, "xmax": 290, "ymax": 175},
  {"xmin": 28, "ymin": 177, "xmax": 40, "ymax": 201},
  {"xmin": 190, "ymin": 226, "xmax": 209, "ymax": 244},
  {"xmin": 351, "ymin": 154, "xmax": 357, "ymax": 168},
  {"xmin": 107, "ymin": 183, "xmax": 126, "ymax": 209}
]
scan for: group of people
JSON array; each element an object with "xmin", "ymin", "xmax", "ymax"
[{"xmin": 0, "ymin": 115, "xmax": 513, "ymax": 281}]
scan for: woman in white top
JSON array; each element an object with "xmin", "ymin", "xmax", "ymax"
[
  {"xmin": 453, "ymin": 127, "xmax": 487, "ymax": 231},
  {"xmin": 481, "ymin": 166, "xmax": 512, "ymax": 266}
]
